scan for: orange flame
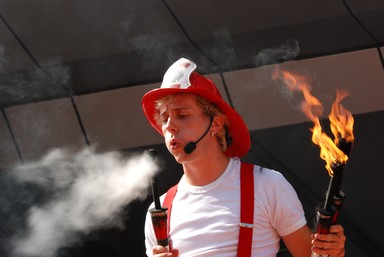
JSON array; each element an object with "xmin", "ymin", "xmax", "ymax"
[
  {"xmin": 329, "ymin": 90, "xmax": 355, "ymax": 145},
  {"xmin": 273, "ymin": 70, "xmax": 354, "ymax": 176}
]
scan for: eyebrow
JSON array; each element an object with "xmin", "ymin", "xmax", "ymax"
[{"xmin": 160, "ymin": 106, "xmax": 191, "ymax": 116}]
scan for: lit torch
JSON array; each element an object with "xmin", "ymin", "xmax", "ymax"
[
  {"xmin": 273, "ymin": 70, "xmax": 354, "ymax": 257},
  {"xmin": 311, "ymin": 90, "xmax": 354, "ymax": 257}
]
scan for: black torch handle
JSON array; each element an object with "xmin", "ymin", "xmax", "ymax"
[
  {"xmin": 331, "ymin": 191, "xmax": 345, "ymax": 224},
  {"xmin": 329, "ymin": 138, "xmax": 350, "ymax": 224},
  {"xmin": 323, "ymin": 162, "xmax": 345, "ymax": 211},
  {"xmin": 311, "ymin": 208, "xmax": 334, "ymax": 257},
  {"xmin": 315, "ymin": 207, "xmax": 334, "ymax": 234},
  {"xmin": 311, "ymin": 195, "xmax": 345, "ymax": 257},
  {"xmin": 151, "ymin": 177, "xmax": 162, "ymax": 210}
]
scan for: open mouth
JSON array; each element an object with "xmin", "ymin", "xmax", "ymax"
[{"xmin": 169, "ymin": 139, "xmax": 179, "ymax": 149}]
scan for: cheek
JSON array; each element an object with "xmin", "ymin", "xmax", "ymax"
[
  {"xmin": 161, "ymin": 127, "xmax": 166, "ymax": 136},
  {"xmin": 163, "ymin": 132, "xmax": 172, "ymax": 145}
]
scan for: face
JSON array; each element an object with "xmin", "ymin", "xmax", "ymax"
[{"xmin": 158, "ymin": 94, "xmax": 211, "ymax": 163}]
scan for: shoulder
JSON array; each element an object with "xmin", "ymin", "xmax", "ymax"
[
  {"xmin": 246, "ymin": 164, "xmax": 297, "ymax": 197},
  {"xmin": 239, "ymin": 162, "xmax": 286, "ymax": 185},
  {"xmin": 237, "ymin": 160, "xmax": 289, "ymax": 186},
  {"xmin": 251, "ymin": 164, "xmax": 288, "ymax": 185}
]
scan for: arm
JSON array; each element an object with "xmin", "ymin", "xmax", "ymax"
[
  {"xmin": 282, "ymin": 224, "xmax": 312, "ymax": 257},
  {"xmin": 282, "ymin": 224, "xmax": 346, "ymax": 257}
]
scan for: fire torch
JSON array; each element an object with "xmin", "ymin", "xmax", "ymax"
[
  {"xmin": 145, "ymin": 149, "xmax": 171, "ymax": 251},
  {"xmin": 310, "ymin": 91, "xmax": 354, "ymax": 257},
  {"xmin": 271, "ymin": 70, "xmax": 354, "ymax": 257}
]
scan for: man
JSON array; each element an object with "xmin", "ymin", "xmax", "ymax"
[{"xmin": 142, "ymin": 58, "xmax": 345, "ymax": 257}]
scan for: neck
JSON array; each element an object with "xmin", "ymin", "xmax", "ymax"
[{"xmin": 182, "ymin": 152, "xmax": 230, "ymax": 186}]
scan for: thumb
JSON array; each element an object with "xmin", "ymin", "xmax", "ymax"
[{"xmin": 172, "ymin": 249, "xmax": 179, "ymax": 257}]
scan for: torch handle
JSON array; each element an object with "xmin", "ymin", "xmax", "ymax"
[
  {"xmin": 315, "ymin": 208, "xmax": 334, "ymax": 234},
  {"xmin": 149, "ymin": 208, "xmax": 171, "ymax": 250},
  {"xmin": 311, "ymin": 208, "xmax": 334, "ymax": 257},
  {"xmin": 311, "ymin": 192, "xmax": 345, "ymax": 257},
  {"xmin": 331, "ymin": 191, "xmax": 346, "ymax": 225},
  {"xmin": 323, "ymin": 162, "xmax": 344, "ymax": 211}
]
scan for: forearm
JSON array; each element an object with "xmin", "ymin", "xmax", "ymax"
[{"xmin": 282, "ymin": 225, "xmax": 312, "ymax": 257}]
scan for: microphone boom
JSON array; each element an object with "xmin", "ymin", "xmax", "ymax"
[{"xmin": 184, "ymin": 117, "xmax": 213, "ymax": 154}]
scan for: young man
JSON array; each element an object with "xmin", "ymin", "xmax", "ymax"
[{"xmin": 142, "ymin": 58, "xmax": 346, "ymax": 257}]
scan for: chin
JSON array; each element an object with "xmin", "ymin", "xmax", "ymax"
[
  {"xmin": 171, "ymin": 150, "xmax": 192, "ymax": 164},
  {"xmin": 172, "ymin": 152, "xmax": 185, "ymax": 163}
]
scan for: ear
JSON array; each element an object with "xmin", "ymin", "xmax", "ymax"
[{"xmin": 211, "ymin": 115, "xmax": 225, "ymax": 133}]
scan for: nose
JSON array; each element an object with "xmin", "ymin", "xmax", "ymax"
[{"xmin": 163, "ymin": 116, "xmax": 177, "ymax": 134}]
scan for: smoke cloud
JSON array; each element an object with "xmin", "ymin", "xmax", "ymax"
[
  {"xmin": 0, "ymin": 42, "xmax": 71, "ymax": 107},
  {"xmin": 240, "ymin": 39, "xmax": 305, "ymax": 110},
  {"xmin": 209, "ymin": 27, "xmax": 237, "ymax": 70},
  {"xmin": 0, "ymin": 147, "xmax": 159, "ymax": 257},
  {"xmin": 254, "ymin": 39, "xmax": 300, "ymax": 67}
]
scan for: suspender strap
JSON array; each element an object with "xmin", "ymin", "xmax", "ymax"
[
  {"xmin": 237, "ymin": 162, "xmax": 255, "ymax": 257},
  {"xmin": 163, "ymin": 184, "xmax": 178, "ymax": 236},
  {"xmin": 162, "ymin": 162, "xmax": 255, "ymax": 257}
]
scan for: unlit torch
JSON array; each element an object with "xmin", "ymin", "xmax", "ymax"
[{"xmin": 145, "ymin": 149, "xmax": 171, "ymax": 250}]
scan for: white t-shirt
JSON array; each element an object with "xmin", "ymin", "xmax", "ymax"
[{"xmin": 145, "ymin": 157, "xmax": 307, "ymax": 257}]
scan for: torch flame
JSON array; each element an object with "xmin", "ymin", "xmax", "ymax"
[
  {"xmin": 329, "ymin": 90, "xmax": 355, "ymax": 145},
  {"xmin": 273, "ymin": 70, "xmax": 354, "ymax": 176}
]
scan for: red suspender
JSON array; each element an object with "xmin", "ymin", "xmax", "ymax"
[
  {"xmin": 238, "ymin": 162, "xmax": 255, "ymax": 257},
  {"xmin": 162, "ymin": 162, "xmax": 255, "ymax": 256},
  {"xmin": 163, "ymin": 184, "xmax": 178, "ymax": 236}
]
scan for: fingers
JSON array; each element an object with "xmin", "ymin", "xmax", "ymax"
[
  {"xmin": 152, "ymin": 245, "xmax": 171, "ymax": 257},
  {"xmin": 315, "ymin": 225, "xmax": 346, "ymax": 245},
  {"xmin": 311, "ymin": 225, "xmax": 346, "ymax": 257},
  {"xmin": 312, "ymin": 245, "xmax": 345, "ymax": 257},
  {"xmin": 329, "ymin": 224, "xmax": 344, "ymax": 234},
  {"xmin": 172, "ymin": 249, "xmax": 179, "ymax": 257},
  {"xmin": 152, "ymin": 246, "xmax": 179, "ymax": 257}
]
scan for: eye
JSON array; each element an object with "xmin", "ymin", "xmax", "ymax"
[
  {"xmin": 160, "ymin": 115, "xmax": 169, "ymax": 125},
  {"xmin": 178, "ymin": 114, "xmax": 188, "ymax": 119},
  {"xmin": 178, "ymin": 111, "xmax": 190, "ymax": 119}
]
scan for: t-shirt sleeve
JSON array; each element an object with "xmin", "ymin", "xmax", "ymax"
[{"xmin": 260, "ymin": 169, "xmax": 307, "ymax": 237}]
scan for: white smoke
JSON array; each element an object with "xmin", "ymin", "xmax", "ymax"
[
  {"xmin": 254, "ymin": 39, "xmax": 300, "ymax": 66},
  {"xmin": 6, "ymin": 147, "xmax": 159, "ymax": 257}
]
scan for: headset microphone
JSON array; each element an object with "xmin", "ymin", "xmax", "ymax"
[{"xmin": 184, "ymin": 117, "xmax": 213, "ymax": 154}]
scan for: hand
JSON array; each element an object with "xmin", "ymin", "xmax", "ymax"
[
  {"xmin": 152, "ymin": 245, "xmax": 179, "ymax": 257},
  {"xmin": 311, "ymin": 224, "xmax": 346, "ymax": 257}
]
